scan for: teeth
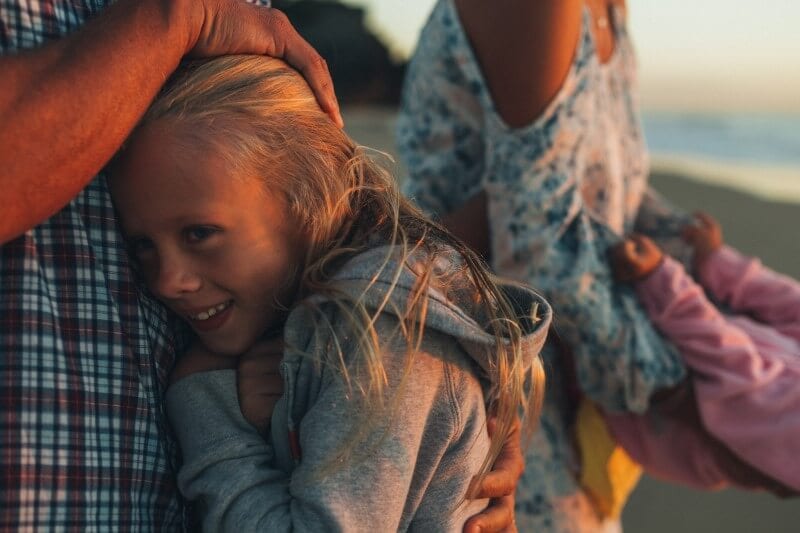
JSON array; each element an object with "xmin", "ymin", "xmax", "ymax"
[{"xmin": 190, "ymin": 301, "xmax": 231, "ymax": 321}]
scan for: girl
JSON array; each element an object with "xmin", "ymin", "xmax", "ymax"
[
  {"xmin": 108, "ymin": 55, "xmax": 551, "ymax": 531},
  {"xmin": 607, "ymin": 213, "xmax": 800, "ymax": 495}
]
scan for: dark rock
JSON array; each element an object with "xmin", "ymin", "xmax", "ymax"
[{"xmin": 275, "ymin": 0, "xmax": 407, "ymax": 106}]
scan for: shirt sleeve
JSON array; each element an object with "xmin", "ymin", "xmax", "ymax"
[
  {"xmin": 166, "ymin": 322, "xmax": 489, "ymax": 532},
  {"xmin": 698, "ymin": 245, "xmax": 800, "ymax": 342},
  {"xmin": 635, "ymin": 256, "xmax": 800, "ymax": 491}
]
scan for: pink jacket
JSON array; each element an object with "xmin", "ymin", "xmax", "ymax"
[{"xmin": 605, "ymin": 246, "xmax": 800, "ymax": 492}]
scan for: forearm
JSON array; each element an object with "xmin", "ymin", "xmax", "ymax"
[
  {"xmin": 0, "ymin": 0, "xmax": 194, "ymax": 243},
  {"xmin": 637, "ymin": 257, "xmax": 800, "ymax": 492},
  {"xmin": 699, "ymin": 246, "xmax": 800, "ymax": 339},
  {"xmin": 635, "ymin": 257, "xmax": 773, "ymax": 382}
]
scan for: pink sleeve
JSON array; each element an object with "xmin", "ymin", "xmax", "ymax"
[
  {"xmin": 634, "ymin": 257, "xmax": 800, "ymax": 492},
  {"xmin": 604, "ymin": 392, "xmax": 794, "ymax": 494},
  {"xmin": 697, "ymin": 245, "xmax": 800, "ymax": 342},
  {"xmin": 604, "ymin": 398, "xmax": 734, "ymax": 491}
]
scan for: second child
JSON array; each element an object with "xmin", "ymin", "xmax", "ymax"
[{"xmin": 608, "ymin": 213, "xmax": 800, "ymax": 495}]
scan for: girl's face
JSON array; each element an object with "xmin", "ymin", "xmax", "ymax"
[{"xmin": 110, "ymin": 120, "xmax": 306, "ymax": 356}]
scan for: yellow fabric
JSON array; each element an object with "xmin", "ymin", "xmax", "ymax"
[{"xmin": 575, "ymin": 399, "xmax": 642, "ymax": 520}]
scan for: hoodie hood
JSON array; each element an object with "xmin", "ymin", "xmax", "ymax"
[{"xmin": 302, "ymin": 245, "xmax": 552, "ymax": 377}]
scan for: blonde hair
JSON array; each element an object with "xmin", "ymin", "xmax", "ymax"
[{"xmin": 139, "ymin": 55, "xmax": 544, "ymax": 487}]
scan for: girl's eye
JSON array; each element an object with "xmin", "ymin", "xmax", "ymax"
[{"xmin": 184, "ymin": 226, "xmax": 219, "ymax": 243}]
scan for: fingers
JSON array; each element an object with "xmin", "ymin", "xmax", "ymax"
[
  {"xmin": 463, "ymin": 495, "xmax": 517, "ymax": 533},
  {"xmin": 694, "ymin": 211, "xmax": 717, "ymax": 230},
  {"xmin": 629, "ymin": 233, "xmax": 655, "ymax": 252},
  {"xmin": 681, "ymin": 223, "xmax": 699, "ymax": 242},
  {"xmin": 609, "ymin": 239, "xmax": 637, "ymax": 281},
  {"xmin": 285, "ymin": 37, "xmax": 343, "ymax": 128},
  {"xmin": 471, "ymin": 467, "xmax": 520, "ymax": 500},
  {"xmin": 194, "ymin": 1, "xmax": 343, "ymax": 127},
  {"xmin": 682, "ymin": 211, "xmax": 723, "ymax": 265},
  {"xmin": 259, "ymin": 8, "xmax": 343, "ymax": 127},
  {"xmin": 683, "ymin": 211, "xmax": 718, "ymax": 236},
  {"xmin": 470, "ymin": 415, "xmax": 523, "ymax": 501},
  {"xmin": 609, "ymin": 234, "xmax": 664, "ymax": 282}
]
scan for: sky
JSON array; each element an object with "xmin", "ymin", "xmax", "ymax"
[{"xmin": 341, "ymin": 0, "xmax": 800, "ymax": 113}]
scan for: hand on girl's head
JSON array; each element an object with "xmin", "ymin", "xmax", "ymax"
[
  {"xmin": 609, "ymin": 234, "xmax": 663, "ymax": 282},
  {"xmin": 681, "ymin": 212, "xmax": 723, "ymax": 267}
]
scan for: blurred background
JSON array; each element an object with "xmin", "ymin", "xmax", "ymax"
[{"xmin": 275, "ymin": 1, "xmax": 800, "ymax": 530}]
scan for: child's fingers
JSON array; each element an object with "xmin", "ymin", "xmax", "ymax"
[
  {"xmin": 694, "ymin": 211, "xmax": 716, "ymax": 229},
  {"xmin": 609, "ymin": 241, "xmax": 637, "ymax": 281},
  {"xmin": 630, "ymin": 233, "xmax": 653, "ymax": 250},
  {"xmin": 463, "ymin": 494, "xmax": 516, "ymax": 533},
  {"xmin": 681, "ymin": 224, "xmax": 700, "ymax": 243}
]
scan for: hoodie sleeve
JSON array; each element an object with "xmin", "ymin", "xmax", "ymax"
[
  {"xmin": 166, "ymin": 317, "xmax": 490, "ymax": 532},
  {"xmin": 698, "ymin": 245, "xmax": 800, "ymax": 342}
]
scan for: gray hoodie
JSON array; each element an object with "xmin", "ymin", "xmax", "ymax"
[{"xmin": 166, "ymin": 245, "xmax": 551, "ymax": 532}]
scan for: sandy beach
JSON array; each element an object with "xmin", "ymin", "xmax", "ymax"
[{"xmin": 344, "ymin": 106, "xmax": 800, "ymax": 532}]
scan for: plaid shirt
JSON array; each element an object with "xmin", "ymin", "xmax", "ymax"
[{"xmin": 1, "ymin": 1, "xmax": 187, "ymax": 530}]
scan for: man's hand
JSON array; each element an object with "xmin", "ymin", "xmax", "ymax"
[
  {"xmin": 609, "ymin": 234, "xmax": 664, "ymax": 282},
  {"xmin": 464, "ymin": 417, "xmax": 524, "ymax": 533},
  {"xmin": 237, "ymin": 335, "xmax": 284, "ymax": 438},
  {"xmin": 681, "ymin": 212, "xmax": 723, "ymax": 268},
  {"xmin": 0, "ymin": 0, "xmax": 341, "ymax": 243},
  {"xmin": 187, "ymin": 0, "xmax": 342, "ymax": 127}
]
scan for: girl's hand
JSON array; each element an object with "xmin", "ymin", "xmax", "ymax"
[
  {"xmin": 681, "ymin": 212, "xmax": 723, "ymax": 267},
  {"xmin": 464, "ymin": 417, "xmax": 524, "ymax": 533},
  {"xmin": 170, "ymin": 342, "xmax": 238, "ymax": 385},
  {"xmin": 609, "ymin": 234, "xmax": 664, "ymax": 282},
  {"xmin": 237, "ymin": 336, "xmax": 285, "ymax": 438}
]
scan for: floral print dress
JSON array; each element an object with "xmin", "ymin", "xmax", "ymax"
[{"xmin": 397, "ymin": 1, "xmax": 691, "ymax": 530}]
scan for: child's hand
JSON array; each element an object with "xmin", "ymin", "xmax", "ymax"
[
  {"xmin": 237, "ymin": 336, "xmax": 285, "ymax": 438},
  {"xmin": 609, "ymin": 234, "xmax": 664, "ymax": 282},
  {"xmin": 681, "ymin": 212, "xmax": 723, "ymax": 267},
  {"xmin": 170, "ymin": 342, "xmax": 238, "ymax": 385}
]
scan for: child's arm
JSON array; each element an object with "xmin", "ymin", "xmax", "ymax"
[
  {"xmin": 698, "ymin": 246, "xmax": 800, "ymax": 342},
  {"xmin": 166, "ymin": 316, "xmax": 490, "ymax": 531},
  {"xmin": 604, "ymin": 386, "xmax": 795, "ymax": 495},
  {"xmin": 683, "ymin": 211, "xmax": 800, "ymax": 341},
  {"xmin": 634, "ymin": 255, "xmax": 800, "ymax": 492}
]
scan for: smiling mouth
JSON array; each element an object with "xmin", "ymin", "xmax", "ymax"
[{"xmin": 188, "ymin": 300, "xmax": 233, "ymax": 322}]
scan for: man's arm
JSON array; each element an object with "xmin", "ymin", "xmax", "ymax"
[{"xmin": 0, "ymin": 0, "xmax": 340, "ymax": 244}]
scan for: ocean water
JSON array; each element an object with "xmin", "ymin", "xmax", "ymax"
[{"xmin": 642, "ymin": 113, "xmax": 800, "ymax": 203}]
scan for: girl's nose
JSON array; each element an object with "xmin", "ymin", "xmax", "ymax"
[{"xmin": 151, "ymin": 257, "xmax": 202, "ymax": 300}]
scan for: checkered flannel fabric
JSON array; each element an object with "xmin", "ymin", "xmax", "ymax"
[{"xmin": 1, "ymin": 1, "xmax": 186, "ymax": 529}]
